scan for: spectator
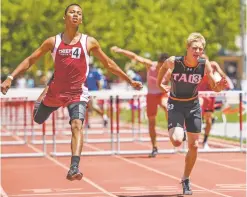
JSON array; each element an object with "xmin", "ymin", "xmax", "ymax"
[
  {"xmin": 16, "ymin": 75, "xmax": 27, "ymax": 88},
  {"xmin": 27, "ymin": 74, "xmax": 35, "ymax": 88},
  {"xmin": 86, "ymin": 64, "xmax": 108, "ymax": 127}
]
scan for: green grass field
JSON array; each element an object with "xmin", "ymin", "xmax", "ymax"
[
  {"xmin": 119, "ymin": 106, "xmax": 246, "ymax": 143},
  {"xmin": 120, "ymin": 107, "xmax": 246, "ymax": 126}
]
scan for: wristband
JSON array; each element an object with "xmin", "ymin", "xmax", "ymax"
[{"xmin": 7, "ymin": 75, "xmax": 14, "ymax": 80}]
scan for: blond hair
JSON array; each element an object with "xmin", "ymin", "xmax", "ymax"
[{"xmin": 187, "ymin": 32, "xmax": 206, "ymax": 48}]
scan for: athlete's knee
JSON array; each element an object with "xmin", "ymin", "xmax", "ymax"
[
  {"xmin": 33, "ymin": 115, "xmax": 46, "ymax": 124},
  {"xmin": 205, "ymin": 117, "xmax": 212, "ymax": 125},
  {"xmin": 172, "ymin": 141, "xmax": 182, "ymax": 147},
  {"xmin": 188, "ymin": 140, "xmax": 199, "ymax": 151},
  {"xmin": 32, "ymin": 101, "xmax": 46, "ymax": 124},
  {"xmin": 169, "ymin": 127, "xmax": 184, "ymax": 147},
  {"xmin": 33, "ymin": 112, "xmax": 46, "ymax": 124},
  {"xmin": 148, "ymin": 116, "xmax": 155, "ymax": 124},
  {"xmin": 71, "ymin": 119, "xmax": 84, "ymax": 132}
]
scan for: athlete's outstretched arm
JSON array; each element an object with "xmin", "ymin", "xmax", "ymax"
[
  {"xmin": 211, "ymin": 61, "xmax": 230, "ymax": 89},
  {"xmin": 205, "ymin": 60, "xmax": 226, "ymax": 92},
  {"xmin": 205, "ymin": 60, "xmax": 217, "ymax": 86},
  {"xmin": 111, "ymin": 46, "xmax": 153, "ymax": 69},
  {"xmin": 1, "ymin": 37, "xmax": 55, "ymax": 95},
  {"xmin": 210, "ymin": 61, "xmax": 227, "ymax": 78},
  {"xmin": 88, "ymin": 37, "xmax": 142, "ymax": 90},
  {"xmin": 157, "ymin": 56, "xmax": 174, "ymax": 93}
]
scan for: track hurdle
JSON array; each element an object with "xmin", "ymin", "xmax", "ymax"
[
  {"xmin": 181, "ymin": 91, "xmax": 246, "ymax": 153},
  {"xmin": 31, "ymin": 109, "xmax": 72, "ymax": 145},
  {"xmin": 1, "ymin": 97, "xmax": 46, "ymax": 158},
  {"xmin": 23, "ymin": 90, "xmax": 246, "ymax": 157},
  {"xmin": 32, "ymin": 96, "xmax": 112, "ymax": 145},
  {"xmin": 48, "ymin": 91, "xmax": 174, "ymax": 157},
  {"xmin": 114, "ymin": 95, "xmax": 175, "ymax": 155},
  {"xmin": 1, "ymin": 97, "xmax": 28, "ymax": 145},
  {"xmin": 50, "ymin": 96, "xmax": 115, "ymax": 156}
]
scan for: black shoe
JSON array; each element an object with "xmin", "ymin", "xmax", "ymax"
[
  {"xmin": 149, "ymin": 147, "xmax": 158, "ymax": 158},
  {"xmin": 181, "ymin": 179, "xmax": 192, "ymax": 195},
  {"xmin": 66, "ymin": 165, "xmax": 83, "ymax": 181},
  {"xmin": 212, "ymin": 117, "xmax": 217, "ymax": 125},
  {"xmin": 183, "ymin": 132, "xmax": 186, "ymax": 141},
  {"xmin": 103, "ymin": 119, "xmax": 108, "ymax": 128}
]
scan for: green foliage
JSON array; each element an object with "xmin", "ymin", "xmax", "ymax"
[
  {"xmin": 120, "ymin": 106, "xmax": 246, "ymax": 143},
  {"xmin": 120, "ymin": 106, "xmax": 246, "ymax": 125},
  {"xmin": 214, "ymin": 109, "xmax": 246, "ymax": 122},
  {"xmin": 2, "ymin": 0, "xmax": 242, "ymax": 76}
]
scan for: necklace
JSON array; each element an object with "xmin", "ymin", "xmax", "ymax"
[{"xmin": 184, "ymin": 56, "xmax": 196, "ymax": 67}]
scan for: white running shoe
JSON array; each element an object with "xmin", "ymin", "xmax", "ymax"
[{"xmin": 203, "ymin": 143, "xmax": 210, "ymax": 150}]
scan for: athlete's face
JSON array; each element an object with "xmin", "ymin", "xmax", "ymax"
[
  {"xmin": 187, "ymin": 41, "xmax": 204, "ymax": 61},
  {"xmin": 64, "ymin": 5, "xmax": 83, "ymax": 26}
]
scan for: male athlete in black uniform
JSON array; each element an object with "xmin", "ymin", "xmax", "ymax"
[{"xmin": 157, "ymin": 32, "xmax": 227, "ymax": 195}]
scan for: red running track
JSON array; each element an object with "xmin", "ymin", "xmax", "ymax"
[{"xmin": 1, "ymin": 124, "xmax": 246, "ymax": 197}]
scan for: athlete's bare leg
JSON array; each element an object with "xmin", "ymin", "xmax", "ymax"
[
  {"xmin": 67, "ymin": 119, "xmax": 84, "ymax": 181},
  {"xmin": 148, "ymin": 116, "xmax": 157, "ymax": 149},
  {"xmin": 183, "ymin": 132, "xmax": 199, "ymax": 179},
  {"xmin": 92, "ymin": 105, "xmax": 104, "ymax": 116},
  {"xmin": 87, "ymin": 99, "xmax": 108, "ymax": 127},
  {"xmin": 180, "ymin": 132, "xmax": 199, "ymax": 195},
  {"xmin": 71, "ymin": 119, "xmax": 84, "ymax": 156},
  {"xmin": 160, "ymin": 105, "xmax": 168, "ymax": 121},
  {"xmin": 160, "ymin": 96, "xmax": 168, "ymax": 121},
  {"xmin": 203, "ymin": 112, "xmax": 213, "ymax": 147}
]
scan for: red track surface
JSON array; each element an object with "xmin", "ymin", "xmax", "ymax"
[{"xmin": 1, "ymin": 121, "xmax": 246, "ymax": 197}]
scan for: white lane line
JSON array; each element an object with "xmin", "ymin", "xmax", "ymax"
[
  {"xmin": 136, "ymin": 139, "xmax": 246, "ymax": 172},
  {"xmin": 86, "ymin": 144, "xmax": 233, "ymax": 197},
  {"xmin": 12, "ymin": 136, "xmax": 117, "ymax": 197},
  {"xmin": 28, "ymin": 118, "xmax": 244, "ymax": 175},
  {"xmin": 11, "ymin": 130, "xmax": 242, "ymax": 197},
  {"xmin": 196, "ymin": 157, "xmax": 246, "ymax": 172},
  {"xmin": 213, "ymin": 159, "xmax": 246, "ymax": 162},
  {"xmin": 7, "ymin": 188, "xmax": 247, "ymax": 197},
  {"xmin": 8, "ymin": 192, "xmax": 104, "ymax": 196},
  {"xmin": 216, "ymin": 183, "xmax": 247, "ymax": 188},
  {"xmin": 1, "ymin": 186, "xmax": 9, "ymax": 197},
  {"xmin": 115, "ymin": 155, "xmax": 233, "ymax": 197}
]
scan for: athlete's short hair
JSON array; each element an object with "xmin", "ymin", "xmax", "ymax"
[
  {"xmin": 64, "ymin": 3, "xmax": 82, "ymax": 15},
  {"xmin": 158, "ymin": 53, "xmax": 169, "ymax": 63},
  {"xmin": 187, "ymin": 32, "xmax": 206, "ymax": 48}
]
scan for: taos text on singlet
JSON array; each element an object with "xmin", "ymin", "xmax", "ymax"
[{"xmin": 170, "ymin": 56, "xmax": 205, "ymax": 100}]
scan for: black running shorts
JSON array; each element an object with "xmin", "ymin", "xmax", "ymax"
[
  {"xmin": 33, "ymin": 101, "xmax": 87, "ymax": 125},
  {"xmin": 67, "ymin": 101, "xmax": 87, "ymax": 124},
  {"xmin": 167, "ymin": 98, "xmax": 202, "ymax": 133}
]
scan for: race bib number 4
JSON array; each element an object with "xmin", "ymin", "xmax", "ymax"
[{"xmin": 71, "ymin": 47, "xmax": 81, "ymax": 59}]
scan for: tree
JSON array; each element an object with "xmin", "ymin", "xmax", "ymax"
[{"xmin": 2, "ymin": 0, "xmax": 242, "ymax": 77}]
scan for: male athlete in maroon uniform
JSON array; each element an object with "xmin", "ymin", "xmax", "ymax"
[
  {"xmin": 111, "ymin": 46, "xmax": 169, "ymax": 157},
  {"xmin": 1, "ymin": 3, "xmax": 142, "ymax": 181},
  {"xmin": 43, "ymin": 33, "xmax": 90, "ymax": 107}
]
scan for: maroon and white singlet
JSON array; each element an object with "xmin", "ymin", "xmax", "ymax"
[{"xmin": 43, "ymin": 33, "xmax": 90, "ymax": 107}]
